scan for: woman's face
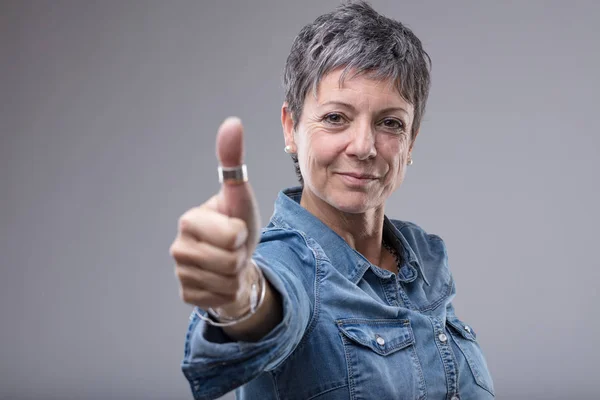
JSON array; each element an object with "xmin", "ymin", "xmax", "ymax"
[{"xmin": 283, "ymin": 68, "xmax": 417, "ymax": 214}]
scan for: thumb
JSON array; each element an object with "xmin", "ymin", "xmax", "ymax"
[{"xmin": 215, "ymin": 117, "xmax": 261, "ymax": 248}]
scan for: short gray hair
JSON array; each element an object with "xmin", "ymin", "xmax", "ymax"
[{"xmin": 283, "ymin": 0, "xmax": 432, "ymax": 185}]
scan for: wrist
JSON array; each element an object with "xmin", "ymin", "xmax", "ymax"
[
  {"xmin": 207, "ymin": 259, "xmax": 265, "ymax": 324},
  {"xmin": 215, "ymin": 260, "xmax": 256, "ymax": 318}
]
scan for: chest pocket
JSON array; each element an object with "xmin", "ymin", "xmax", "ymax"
[
  {"xmin": 447, "ymin": 316, "xmax": 495, "ymax": 396},
  {"xmin": 336, "ymin": 318, "xmax": 426, "ymax": 400}
]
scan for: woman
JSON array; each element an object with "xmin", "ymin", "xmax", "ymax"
[{"xmin": 170, "ymin": 1, "xmax": 495, "ymax": 399}]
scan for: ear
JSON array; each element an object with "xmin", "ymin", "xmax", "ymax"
[{"xmin": 281, "ymin": 102, "xmax": 296, "ymax": 151}]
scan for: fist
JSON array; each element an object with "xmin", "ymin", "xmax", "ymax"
[{"xmin": 170, "ymin": 117, "xmax": 261, "ymax": 311}]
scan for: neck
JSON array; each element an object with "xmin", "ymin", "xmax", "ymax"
[{"xmin": 300, "ymin": 188, "xmax": 386, "ymax": 266}]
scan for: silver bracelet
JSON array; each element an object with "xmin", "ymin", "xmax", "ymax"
[{"xmin": 194, "ymin": 259, "xmax": 266, "ymax": 327}]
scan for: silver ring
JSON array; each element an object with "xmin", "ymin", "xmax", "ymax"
[{"xmin": 218, "ymin": 164, "xmax": 248, "ymax": 184}]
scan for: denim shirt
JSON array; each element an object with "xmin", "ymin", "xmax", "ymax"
[{"xmin": 182, "ymin": 187, "xmax": 495, "ymax": 400}]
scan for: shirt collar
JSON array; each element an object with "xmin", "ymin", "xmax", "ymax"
[{"xmin": 269, "ymin": 187, "xmax": 429, "ymax": 285}]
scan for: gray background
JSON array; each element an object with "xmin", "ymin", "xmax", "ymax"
[{"xmin": 1, "ymin": 1, "xmax": 599, "ymax": 399}]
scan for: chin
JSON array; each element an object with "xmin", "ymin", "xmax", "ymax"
[{"xmin": 327, "ymin": 191, "xmax": 375, "ymax": 214}]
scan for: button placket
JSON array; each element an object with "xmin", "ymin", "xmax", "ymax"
[
  {"xmin": 431, "ymin": 318, "xmax": 459, "ymax": 397},
  {"xmin": 380, "ymin": 276, "xmax": 400, "ymax": 307}
]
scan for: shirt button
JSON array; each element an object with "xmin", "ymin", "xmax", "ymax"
[
  {"xmin": 464, "ymin": 325, "xmax": 471, "ymax": 333},
  {"xmin": 376, "ymin": 335, "xmax": 385, "ymax": 346},
  {"xmin": 438, "ymin": 333, "xmax": 448, "ymax": 343}
]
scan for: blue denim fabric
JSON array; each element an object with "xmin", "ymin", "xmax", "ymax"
[{"xmin": 182, "ymin": 187, "xmax": 494, "ymax": 399}]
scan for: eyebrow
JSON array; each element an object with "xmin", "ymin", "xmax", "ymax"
[{"xmin": 319, "ymin": 101, "xmax": 409, "ymax": 116}]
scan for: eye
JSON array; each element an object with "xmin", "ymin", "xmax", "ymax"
[
  {"xmin": 322, "ymin": 113, "xmax": 347, "ymax": 125},
  {"xmin": 380, "ymin": 118, "xmax": 405, "ymax": 132}
]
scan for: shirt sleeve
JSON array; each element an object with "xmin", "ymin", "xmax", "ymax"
[{"xmin": 181, "ymin": 228, "xmax": 316, "ymax": 400}]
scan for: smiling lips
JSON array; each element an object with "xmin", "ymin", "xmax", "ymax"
[
  {"xmin": 340, "ymin": 172, "xmax": 378, "ymax": 179},
  {"xmin": 337, "ymin": 172, "xmax": 379, "ymax": 186}
]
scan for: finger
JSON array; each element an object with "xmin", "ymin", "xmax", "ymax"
[
  {"xmin": 179, "ymin": 286, "xmax": 237, "ymax": 309},
  {"xmin": 176, "ymin": 263, "xmax": 243, "ymax": 297},
  {"xmin": 178, "ymin": 208, "xmax": 248, "ymax": 250},
  {"xmin": 216, "ymin": 116, "xmax": 245, "ymax": 170},
  {"xmin": 171, "ymin": 239, "xmax": 247, "ymax": 276},
  {"xmin": 202, "ymin": 194, "xmax": 219, "ymax": 211},
  {"xmin": 215, "ymin": 117, "xmax": 261, "ymax": 246}
]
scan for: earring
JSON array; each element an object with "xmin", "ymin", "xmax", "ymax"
[
  {"xmin": 407, "ymin": 157, "xmax": 413, "ymax": 166},
  {"xmin": 284, "ymin": 145, "xmax": 294, "ymax": 154}
]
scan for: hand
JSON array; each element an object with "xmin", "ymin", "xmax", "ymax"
[{"xmin": 170, "ymin": 117, "xmax": 262, "ymax": 314}]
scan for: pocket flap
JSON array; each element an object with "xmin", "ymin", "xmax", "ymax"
[
  {"xmin": 336, "ymin": 318, "xmax": 415, "ymax": 356},
  {"xmin": 447, "ymin": 316, "xmax": 477, "ymax": 341}
]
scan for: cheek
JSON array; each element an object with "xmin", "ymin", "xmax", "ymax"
[
  {"xmin": 300, "ymin": 131, "xmax": 344, "ymax": 171},
  {"xmin": 380, "ymin": 137, "xmax": 410, "ymax": 185},
  {"xmin": 396, "ymin": 142, "xmax": 411, "ymax": 181}
]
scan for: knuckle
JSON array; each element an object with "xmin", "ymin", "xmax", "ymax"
[
  {"xmin": 169, "ymin": 242, "xmax": 180, "ymax": 258},
  {"xmin": 177, "ymin": 214, "xmax": 188, "ymax": 231},
  {"xmin": 228, "ymin": 219, "xmax": 248, "ymax": 247},
  {"xmin": 174, "ymin": 266, "xmax": 186, "ymax": 281},
  {"xmin": 222, "ymin": 254, "xmax": 238, "ymax": 274},
  {"xmin": 180, "ymin": 288, "xmax": 191, "ymax": 303},
  {"xmin": 172, "ymin": 242, "xmax": 205, "ymax": 266},
  {"xmin": 231, "ymin": 218, "xmax": 247, "ymax": 234},
  {"xmin": 178, "ymin": 208, "xmax": 199, "ymax": 232},
  {"xmin": 169, "ymin": 243, "xmax": 186, "ymax": 261},
  {"xmin": 175, "ymin": 267, "xmax": 191, "ymax": 284},
  {"xmin": 179, "ymin": 269, "xmax": 200, "ymax": 287}
]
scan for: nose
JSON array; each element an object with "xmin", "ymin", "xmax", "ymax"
[{"xmin": 345, "ymin": 122, "xmax": 377, "ymax": 160}]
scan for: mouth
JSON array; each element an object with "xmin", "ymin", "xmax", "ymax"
[
  {"xmin": 336, "ymin": 172, "xmax": 379, "ymax": 186},
  {"xmin": 337, "ymin": 172, "xmax": 379, "ymax": 180}
]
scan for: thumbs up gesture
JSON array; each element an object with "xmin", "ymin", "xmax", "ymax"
[{"xmin": 170, "ymin": 117, "xmax": 262, "ymax": 316}]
